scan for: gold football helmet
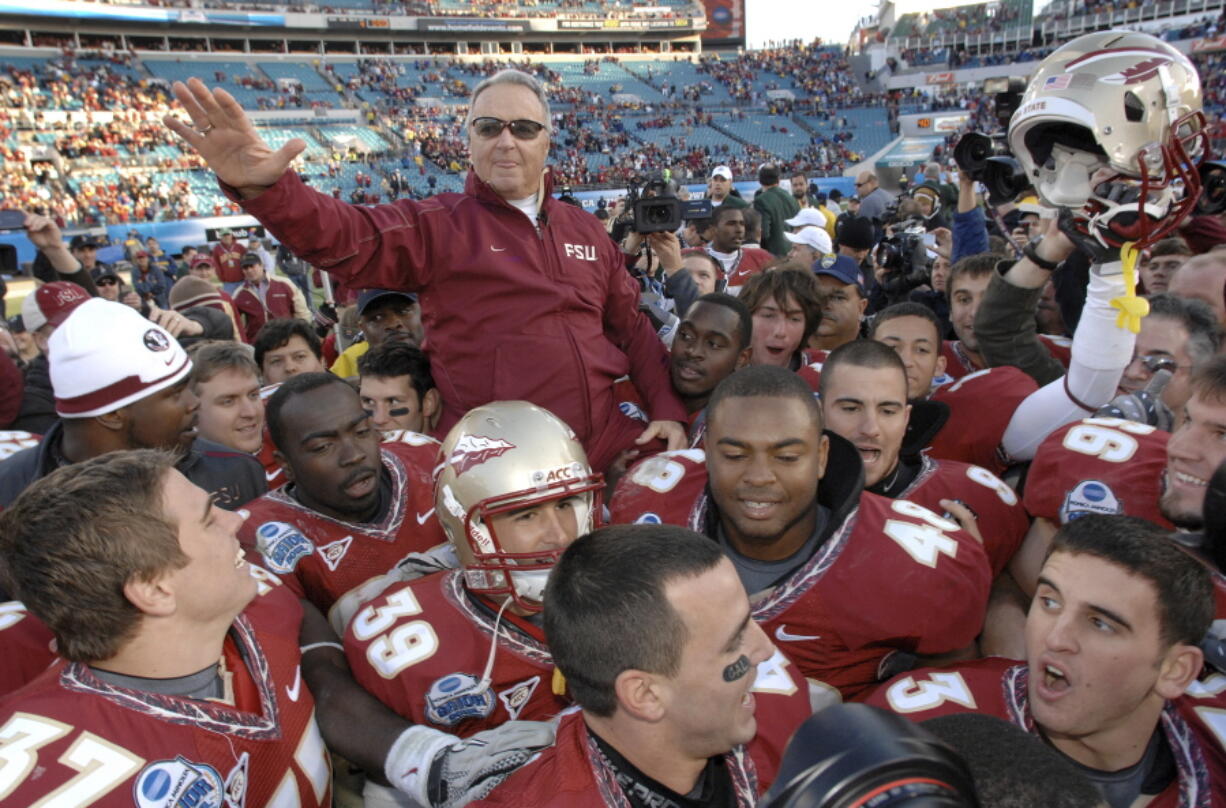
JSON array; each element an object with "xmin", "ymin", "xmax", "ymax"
[
  {"xmin": 435, "ymin": 400, "xmax": 603, "ymax": 612},
  {"xmin": 1008, "ymin": 30, "xmax": 1208, "ymax": 250}
]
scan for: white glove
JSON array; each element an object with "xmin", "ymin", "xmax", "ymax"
[{"xmin": 385, "ymin": 721, "xmax": 557, "ymax": 808}]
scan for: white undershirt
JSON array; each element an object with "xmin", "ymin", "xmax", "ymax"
[
  {"xmin": 706, "ymin": 246, "xmax": 739, "ymax": 274},
  {"xmin": 508, "ymin": 195, "xmax": 538, "ymax": 223},
  {"xmin": 1001, "ymin": 265, "xmax": 1133, "ymax": 461}
]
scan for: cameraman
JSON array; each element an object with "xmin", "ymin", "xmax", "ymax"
[
  {"xmin": 621, "ymin": 229, "xmax": 700, "ymax": 345},
  {"xmin": 871, "ymin": 199, "xmax": 935, "ymax": 309}
]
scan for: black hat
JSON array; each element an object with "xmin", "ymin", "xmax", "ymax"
[
  {"xmin": 240, "ymin": 252, "xmax": 264, "ymax": 266},
  {"xmin": 838, "ymin": 216, "xmax": 876, "ymax": 251},
  {"xmin": 91, "ymin": 266, "xmax": 120, "ymax": 283},
  {"xmin": 69, "ymin": 234, "xmax": 101, "ymax": 250},
  {"xmin": 357, "ymin": 289, "xmax": 417, "ymax": 316}
]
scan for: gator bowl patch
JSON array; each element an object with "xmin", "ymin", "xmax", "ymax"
[
  {"xmin": 425, "ymin": 672, "xmax": 495, "ymax": 726},
  {"xmin": 1060, "ymin": 480, "xmax": 1123, "ymax": 523},
  {"xmin": 135, "ymin": 756, "xmax": 224, "ymax": 808},
  {"xmin": 255, "ymin": 521, "xmax": 312, "ymax": 574}
]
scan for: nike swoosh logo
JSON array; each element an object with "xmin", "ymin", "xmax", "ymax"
[
  {"xmin": 490, "ymin": 246, "xmax": 506, "ymax": 252},
  {"xmin": 774, "ymin": 625, "xmax": 821, "ymax": 642},
  {"xmin": 265, "ymin": 469, "xmax": 282, "ymax": 482},
  {"xmin": 415, "ymin": 509, "xmax": 435, "ymax": 525},
  {"xmin": 285, "ymin": 666, "xmax": 302, "ymax": 702}
]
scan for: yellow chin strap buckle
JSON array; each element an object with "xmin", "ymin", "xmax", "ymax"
[
  {"xmin": 551, "ymin": 667, "xmax": 567, "ymax": 697},
  {"xmin": 1110, "ymin": 241, "xmax": 1149, "ymax": 334}
]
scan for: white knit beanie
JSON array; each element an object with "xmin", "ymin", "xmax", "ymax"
[{"xmin": 50, "ymin": 298, "xmax": 192, "ymax": 418}]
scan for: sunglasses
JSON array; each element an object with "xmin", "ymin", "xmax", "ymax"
[
  {"xmin": 96, "ymin": 277, "xmax": 118, "ymax": 286},
  {"xmin": 470, "ymin": 117, "xmax": 547, "ymax": 140}
]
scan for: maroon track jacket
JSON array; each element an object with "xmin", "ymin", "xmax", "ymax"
[{"xmin": 231, "ymin": 169, "xmax": 685, "ymax": 469}]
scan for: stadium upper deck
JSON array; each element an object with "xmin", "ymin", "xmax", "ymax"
[{"xmin": 4, "ymin": 0, "xmax": 1225, "ymax": 228}]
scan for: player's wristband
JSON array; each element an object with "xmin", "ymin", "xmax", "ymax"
[{"xmin": 1023, "ymin": 239, "xmax": 1061, "ymax": 272}]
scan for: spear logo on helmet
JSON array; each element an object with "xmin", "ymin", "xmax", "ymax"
[{"xmin": 447, "ymin": 435, "xmax": 516, "ymax": 475}]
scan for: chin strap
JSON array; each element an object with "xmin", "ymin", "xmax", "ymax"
[
  {"xmin": 1109, "ymin": 242, "xmax": 1149, "ymax": 334},
  {"xmin": 478, "ymin": 595, "xmax": 513, "ymax": 693}
]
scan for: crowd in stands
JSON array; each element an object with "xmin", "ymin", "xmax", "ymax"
[
  {"xmin": 892, "ymin": 0, "xmax": 1026, "ymax": 41},
  {"xmin": 7, "ymin": 16, "xmax": 1226, "ymax": 228},
  {"xmin": 1164, "ymin": 15, "xmax": 1224, "ymax": 41},
  {"xmin": 0, "ymin": 51, "xmax": 168, "ymax": 112},
  {"xmin": 5, "ymin": 16, "xmax": 1226, "ymax": 806},
  {"xmin": 92, "ymin": 0, "xmax": 696, "ymax": 19},
  {"xmin": 52, "ymin": 113, "xmax": 184, "ymax": 159},
  {"xmin": 1040, "ymin": 0, "xmax": 1147, "ymax": 22}
]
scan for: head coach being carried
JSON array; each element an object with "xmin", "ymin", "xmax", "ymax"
[{"xmin": 165, "ymin": 69, "xmax": 687, "ymax": 472}]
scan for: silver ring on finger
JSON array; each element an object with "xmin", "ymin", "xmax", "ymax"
[{"xmin": 197, "ymin": 123, "xmax": 214, "ymax": 136}]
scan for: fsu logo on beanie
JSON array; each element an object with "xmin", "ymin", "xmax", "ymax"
[{"xmin": 143, "ymin": 329, "xmax": 171, "ymax": 352}]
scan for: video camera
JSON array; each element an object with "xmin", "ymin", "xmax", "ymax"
[
  {"xmin": 952, "ymin": 78, "xmax": 1031, "ymax": 206},
  {"xmin": 875, "ymin": 206, "xmax": 932, "ymax": 301},
  {"xmin": 613, "ymin": 173, "xmax": 713, "ymax": 237}
]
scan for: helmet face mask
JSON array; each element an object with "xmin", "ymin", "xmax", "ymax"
[
  {"xmin": 455, "ymin": 477, "xmax": 603, "ymax": 613},
  {"xmin": 1008, "ymin": 31, "xmax": 1208, "ymax": 251},
  {"xmin": 435, "ymin": 401, "xmax": 604, "ymax": 614}
]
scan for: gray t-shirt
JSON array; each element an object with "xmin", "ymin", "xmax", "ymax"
[
  {"xmin": 857, "ymin": 187, "xmax": 896, "ymax": 224},
  {"xmin": 91, "ymin": 663, "xmax": 223, "ymax": 701},
  {"xmin": 1064, "ymin": 728, "xmax": 1172, "ymax": 808},
  {"xmin": 716, "ymin": 506, "xmax": 830, "ymax": 595}
]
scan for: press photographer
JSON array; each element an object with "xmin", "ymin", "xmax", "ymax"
[
  {"xmin": 872, "ymin": 199, "xmax": 936, "ymax": 307},
  {"xmin": 614, "ymin": 175, "xmax": 713, "ymax": 345}
]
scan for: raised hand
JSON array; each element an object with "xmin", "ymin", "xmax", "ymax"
[
  {"xmin": 163, "ymin": 77, "xmax": 307, "ymax": 199},
  {"xmin": 22, "ymin": 212, "xmax": 66, "ymax": 253}
]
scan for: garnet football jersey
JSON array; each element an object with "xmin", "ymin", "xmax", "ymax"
[
  {"xmin": 0, "ymin": 584, "xmax": 330, "ymax": 808},
  {"xmin": 867, "ymin": 658, "xmax": 1226, "ymax": 807},
  {"xmin": 471, "ymin": 708, "xmax": 761, "ymax": 808},
  {"xmin": 256, "ymin": 384, "xmax": 286, "ymax": 491},
  {"xmin": 472, "ymin": 651, "xmax": 808, "ymax": 807},
  {"xmin": 723, "ymin": 247, "xmax": 777, "ymax": 297},
  {"xmin": 0, "ymin": 565, "xmax": 301, "ymax": 700},
  {"xmin": 897, "ymin": 456, "xmax": 1029, "ymax": 577},
  {"xmin": 941, "ymin": 337, "xmax": 1070, "ymax": 380},
  {"xmin": 610, "ymin": 449, "xmax": 992, "ymax": 700},
  {"xmin": 1038, "ymin": 333, "xmax": 1073, "ymax": 369},
  {"xmin": 345, "ymin": 571, "xmax": 567, "ymax": 736},
  {"xmin": 939, "ymin": 340, "xmax": 980, "ymax": 380},
  {"xmin": 0, "ymin": 601, "xmax": 56, "ymax": 697},
  {"xmin": 796, "ymin": 350, "xmax": 829, "ymax": 395},
  {"xmin": 344, "ymin": 570, "xmax": 810, "ymax": 782},
  {"xmin": 238, "ymin": 438, "xmax": 446, "ymax": 627},
  {"xmin": 1023, "ymin": 416, "xmax": 1172, "ymax": 529},
  {"xmin": 255, "ymin": 432, "xmax": 286, "ymax": 491},
  {"xmin": 927, "ymin": 366, "xmax": 1039, "ymax": 474}
]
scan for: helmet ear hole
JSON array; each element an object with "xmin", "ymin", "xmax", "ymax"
[
  {"xmin": 1023, "ymin": 122, "xmax": 1103, "ymax": 170},
  {"xmin": 1124, "ymin": 92, "xmax": 1145, "ymax": 123}
]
